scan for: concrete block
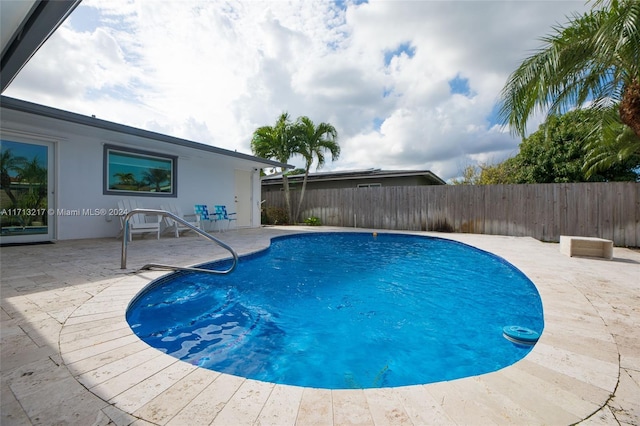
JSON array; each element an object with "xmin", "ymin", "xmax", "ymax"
[{"xmin": 560, "ymin": 236, "xmax": 613, "ymax": 260}]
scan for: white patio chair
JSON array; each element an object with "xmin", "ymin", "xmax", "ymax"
[
  {"xmin": 117, "ymin": 199, "xmax": 161, "ymax": 241},
  {"xmin": 161, "ymin": 204, "xmax": 199, "ymax": 237}
]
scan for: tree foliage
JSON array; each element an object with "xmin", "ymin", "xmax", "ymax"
[
  {"xmin": 0, "ymin": 148, "xmax": 25, "ymax": 205},
  {"xmin": 498, "ymin": 0, "xmax": 640, "ymax": 176},
  {"xmin": 451, "ymin": 161, "xmax": 520, "ymax": 185},
  {"xmin": 0, "ymin": 148, "xmax": 49, "ymax": 225},
  {"xmin": 251, "ymin": 113, "xmax": 298, "ymax": 166},
  {"xmin": 251, "ymin": 112, "xmax": 297, "ymax": 221},
  {"xmin": 142, "ymin": 168, "xmax": 170, "ymax": 192},
  {"xmin": 251, "ymin": 112, "xmax": 340, "ymax": 223},
  {"xmin": 292, "ymin": 116, "xmax": 339, "ymax": 222},
  {"xmin": 457, "ymin": 109, "xmax": 640, "ymax": 184}
]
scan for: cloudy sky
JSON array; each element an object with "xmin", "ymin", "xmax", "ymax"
[{"xmin": 4, "ymin": 0, "xmax": 592, "ymax": 181}]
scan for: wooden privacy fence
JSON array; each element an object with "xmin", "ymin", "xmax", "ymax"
[{"xmin": 263, "ymin": 182, "xmax": 640, "ymax": 247}]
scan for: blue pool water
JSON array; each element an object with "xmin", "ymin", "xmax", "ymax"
[{"xmin": 127, "ymin": 233, "xmax": 544, "ymax": 389}]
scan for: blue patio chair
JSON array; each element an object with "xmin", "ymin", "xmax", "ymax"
[
  {"xmin": 194, "ymin": 204, "xmax": 217, "ymax": 232},
  {"xmin": 213, "ymin": 205, "xmax": 237, "ymax": 232}
]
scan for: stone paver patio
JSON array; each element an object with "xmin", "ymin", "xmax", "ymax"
[{"xmin": 1, "ymin": 227, "xmax": 639, "ymax": 425}]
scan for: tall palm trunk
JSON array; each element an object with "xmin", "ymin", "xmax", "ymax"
[
  {"xmin": 294, "ymin": 169, "xmax": 310, "ymax": 223},
  {"xmin": 282, "ymin": 174, "xmax": 293, "ymax": 224},
  {"xmin": 619, "ymin": 79, "xmax": 640, "ymax": 138}
]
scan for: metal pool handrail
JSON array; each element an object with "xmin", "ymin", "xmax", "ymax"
[{"xmin": 120, "ymin": 208, "xmax": 238, "ymax": 274}]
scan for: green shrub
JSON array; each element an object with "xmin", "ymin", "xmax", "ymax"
[
  {"xmin": 262, "ymin": 206, "xmax": 289, "ymax": 225},
  {"xmin": 304, "ymin": 216, "xmax": 321, "ymax": 226}
]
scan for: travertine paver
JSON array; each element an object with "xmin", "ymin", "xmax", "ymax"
[
  {"xmin": 424, "ymin": 377, "xmax": 522, "ymax": 425},
  {"xmin": 62, "ymin": 334, "xmax": 142, "ymax": 365},
  {"xmin": 165, "ymin": 372, "xmax": 240, "ymax": 426},
  {"xmin": 447, "ymin": 376, "xmax": 544, "ymax": 424},
  {"xmin": 296, "ymin": 388, "xmax": 333, "ymax": 425},
  {"xmin": 109, "ymin": 360, "xmax": 197, "ymax": 413},
  {"xmin": 363, "ymin": 388, "xmax": 412, "ymax": 425},
  {"xmin": 210, "ymin": 379, "xmax": 275, "ymax": 425},
  {"xmin": 256, "ymin": 384, "xmax": 305, "ymax": 425},
  {"xmin": 1, "ymin": 227, "xmax": 639, "ymax": 425},
  {"xmin": 331, "ymin": 389, "xmax": 374, "ymax": 424},
  {"xmin": 499, "ymin": 362, "xmax": 602, "ymax": 418},
  {"xmin": 394, "ymin": 384, "xmax": 455, "ymax": 424},
  {"xmin": 476, "ymin": 369, "xmax": 580, "ymax": 424},
  {"xmin": 89, "ymin": 353, "xmax": 180, "ymax": 402},
  {"xmin": 134, "ymin": 367, "xmax": 219, "ymax": 424},
  {"xmin": 74, "ymin": 344, "xmax": 161, "ymax": 386}
]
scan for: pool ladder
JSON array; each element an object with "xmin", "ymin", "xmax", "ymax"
[{"xmin": 120, "ymin": 208, "xmax": 238, "ymax": 274}]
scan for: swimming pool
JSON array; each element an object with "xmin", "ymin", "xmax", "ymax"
[{"xmin": 127, "ymin": 232, "xmax": 544, "ymax": 389}]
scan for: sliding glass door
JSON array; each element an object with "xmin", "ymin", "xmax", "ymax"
[{"xmin": 0, "ymin": 138, "xmax": 54, "ymax": 244}]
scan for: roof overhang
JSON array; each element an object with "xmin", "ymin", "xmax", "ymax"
[
  {"xmin": 262, "ymin": 169, "xmax": 447, "ymax": 185},
  {"xmin": 1, "ymin": 95, "xmax": 293, "ymax": 169},
  {"xmin": 1, "ymin": 0, "xmax": 82, "ymax": 92}
]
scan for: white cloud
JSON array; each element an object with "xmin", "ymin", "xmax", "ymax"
[{"xmin": 3, "ymin": 0, "xmax": 592, "ymax": 181}]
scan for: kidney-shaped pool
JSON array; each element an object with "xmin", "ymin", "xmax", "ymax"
[{"xmin": 126, "ymin": 232, "xmax": 544, "ymax": 389}]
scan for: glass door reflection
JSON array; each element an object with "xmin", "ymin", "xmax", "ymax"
[{"xmin": 1, "ymin": 139, "xmax": 53, "ymax": 243}]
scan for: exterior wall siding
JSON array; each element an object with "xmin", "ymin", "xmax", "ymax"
[
  {"xmin": 54, "ymin": 138, "xmax": 259, "ymax": 239},
  {"xmin": 2, "ymin": 114, "xmax": 264, "ymax": 241},
  {"xmin": 263, "ymin": 182, "xmax": 640, "ymax": 247}
]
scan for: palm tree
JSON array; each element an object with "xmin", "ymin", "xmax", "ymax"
[
  {"xmin": 142, "ymin": 168, "xmax": 170, "ymax": 192},
  {"xmin": 582, "ymin": 111, "xmax": 640, "ymax": 175},
  {"xmin": 0, "ymin": 148, "xmax": 26, "ymax": 206},
  {"xmin": 113, "ymin": 172, "xmax": 137, "ymax": 189},
  {"xmin": 14, "ymin": 157, "xmax": 48, "ymax": 224},
  {"xmin": 251, "ymin": 112, "xmax": 297, "ymax": 222},
  {"xmin": 498, "ymin": 0, "xmax": 640, "ymax": 176},
  {"xmin": 293, "ymin": 116, "xmax": 340, "ymax": 222}
]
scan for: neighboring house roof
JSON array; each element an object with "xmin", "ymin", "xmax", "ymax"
[
  {"xmin": 1, "ymin": 96, "xmax": 293, "ymax": 169},
  {"xmin": 262, "ymin": 168, "xmax": 447, "ymax": 185},
  {"xmin": 1, "ymin": 0, "xmax": 81, "ymax": 92}
]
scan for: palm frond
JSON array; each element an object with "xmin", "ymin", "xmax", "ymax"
[
  {"xmin": 498, "ymin": 6, "xmax": 631, "ymax": 136},
  {"xmin": 583, "ymin": 105, "xmax": 640, "ymax": 176}
]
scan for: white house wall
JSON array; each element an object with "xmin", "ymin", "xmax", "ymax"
[{"xmin": 1, "ymin": 108, "xmax": 264, "ymax": 240}]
